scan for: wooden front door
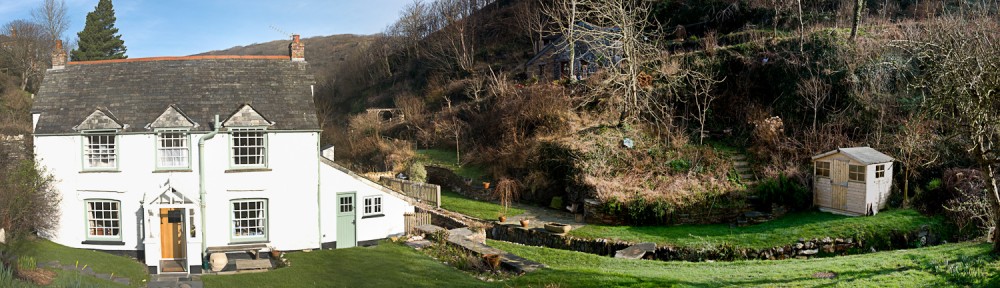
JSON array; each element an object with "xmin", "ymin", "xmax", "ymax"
[
  {"xmin": 831, "ymin": 160, "xmax": 849, "ymax": 210},
  {"xmin": 160, "ymin": 208, "xmax": 186, "ymax": 259},
  {"xmin": 336, "ymin": 193, "xmax": 357, "ymax": 249}
]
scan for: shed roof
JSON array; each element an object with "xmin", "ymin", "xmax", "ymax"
[
  {"xmin": 812, "ymin": 147, "xmax": 894, "ymax": 165},
  {"xmin": 33, "ymin": 56, "xmax": 317, "ymax": 134}
]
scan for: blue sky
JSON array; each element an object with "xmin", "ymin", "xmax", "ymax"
[{"xmin": 1, "ymin": 0, "xmax": 412, "ymax": 57}]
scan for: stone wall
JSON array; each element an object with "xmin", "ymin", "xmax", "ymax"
[
  {"xmin": 416, "ymin": 206, "xmax": 470, "ymax": 230},
  {"xmin": 488, "ymin": 223, "xmax": 945, "ymax": 262}
]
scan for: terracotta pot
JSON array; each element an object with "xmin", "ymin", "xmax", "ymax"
[
  {"xmin": 270, "ymin": 249, "xmax": 281, "ymax": 258},
  {"xmin": 544, "ymin": 222, "xmax": 572, "ymax": 234},
  {"xmin": 483, "ymin": 182, "xmax": 491, "ymax": 189},
  {"xmin": 520, "ymin": 219, "xmax": 530, "ymax": 227},
  {"xmin": 498, "ymin": 215, "xmax": 507, "ymax": 222},
  {"xmin": 483, "ymin": 253, "xmax": 501, "ymax": 270}
]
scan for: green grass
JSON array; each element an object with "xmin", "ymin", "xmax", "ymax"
[
  {"xmin": 491, "ymin": 240, "xmax": 1000, "ymax": 287},
  {"xmin": 203, "ymin": 239, "xmax": 1000, "ymax": 287},
  {"xmin": 21, "ymin": 239, "xmax": 147, "ymax": 287},
  {"xmin": 415, "ymin": 149, "xmax": 488, "ymax": 180},
  {"xmin": 202, "ymin": 242, "xmax": 483, "ymax": 288},
  {"xmin": 570, "ymin": 209, "xmax": 947, "ymax": 249},
  {"xmin": 441, "ymin": 189, "xmax": 525, "ymax": 220}
]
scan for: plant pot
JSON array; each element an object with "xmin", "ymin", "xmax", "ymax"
[
  {"xmin": 520, "ymin": 219, "xmax": 530, "ymax": 227},
  {"xmin": 498, "ymin": 215, "xmax": 507, "ymax": 222},
  {"xmin": 544, "ymin": 222, "xmax": 572, "ymax": 234},
  {"xmin": 483, "ymin": 182, "xmax": 491, "ymax": 190},
  {"xmin": 209, "ymin": 252, "xmax": 228, "ymax": 272},
  {"xmin": 270, "ymin": 249, "xmax": 281, "ymax": 258},
  {"xmin": 483, "ymin": 253, "xmax": 501, "ymax": 270}
]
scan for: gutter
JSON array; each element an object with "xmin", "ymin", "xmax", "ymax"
[{"xmin": 198, "ymin": 115, "xmax": 221, "ymax": 262}]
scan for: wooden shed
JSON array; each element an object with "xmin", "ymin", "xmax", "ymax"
[{"xmin": 811, "ymin": 147, "xmax": 894, "ymax": 216}]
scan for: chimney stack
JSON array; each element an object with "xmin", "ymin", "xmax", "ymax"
[
  {"xmin": 289, "ymin": 34, "xmax": 305, "ymax": 61},
  {"xmin": 51, "ymin": 40, "xmax": 67, "ymax": 70}
]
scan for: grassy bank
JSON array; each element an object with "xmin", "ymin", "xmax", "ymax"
[
  {"xmin": 441, "ymin": 189, "xmax": 524, "ymax": 220},
  {"xmin": 415, "ymin": 149, "xmax": 487, "ymax": 180},
  {"xmin": 12, "ymin": 239, "xmax": 147, "ymax": 287},
  {"xmin": 570, "ymin": 209, "xmax": 948, "ymax": 249}
]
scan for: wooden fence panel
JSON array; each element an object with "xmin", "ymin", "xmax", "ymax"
[
  {"xmin": 404, "ymin": 212, "xmax": 432, "ymax": 235},
  {"xmin": 379, "ymin": 177, "xmax": 441, "ymax": 207}
]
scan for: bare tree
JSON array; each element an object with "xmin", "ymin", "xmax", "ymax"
[
  {"xmin": 683, "ymin": 68, "xmax": 724, "ymax": 145},
  {"xmin": 796, "ymin": 75, "xmax": 831, "ymax": 132},
  {"xmin": 906, "ymin": 16, "xmax": 1000, "ymax": 250},
  {"xmin": 894, "ymin": 114, "xmax": 939, "ymax": 207},
  {"xmin": 541, "ymin": 0, "xmax": 586, "ymax": 81},
  {"xmin": 513, "ymin": 0, "xmax": 547, "ymax": 53},
  {"xmin": 31, "ymin": 0, "xmax": 69, "ymax": 43},
  {"xmin": 850, "ymin": 0, "xmax": 865, "ymax": 40},
  {"xmin": 1, "ymin": 20, "xmax": 47, "ymax": 92}
]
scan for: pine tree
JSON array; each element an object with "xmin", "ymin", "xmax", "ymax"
[{"xmin": 70, "ymin": 0, "xmax": 126, "ymax": 61}]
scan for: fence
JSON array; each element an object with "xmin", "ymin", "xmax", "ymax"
[
  {"xmin": 379, "ymin": 176, "xmax": 442, "ymax": 207},
  {"xmin": 404, "ymin": 212, "xmax": 432, "ymax": 235}
]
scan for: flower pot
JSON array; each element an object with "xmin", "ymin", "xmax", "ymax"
[
  {"xmin": 270, "ymin": 249, "xmax": 281, "ymax": 258},
  {"xmin": 520, "ymin": 219, "xmax": 530, "ymax": 227},
  {"xmin": 498, "ymin": 215, "xmax": 507, "ymax": 222},
  {"xmin": 544, "ymin": 222, "xmax": 572, "ymax": 234},
  {"xmin": 483, "ymin": 253, "xmax": 501, "ymax": 270},
  {"xmin": 209, "ymin": 252, "xmax": 228, "ymax": 272},
  {"xmin": 483, "ymin": 182, "xmax": 491, "ymax": 190}
]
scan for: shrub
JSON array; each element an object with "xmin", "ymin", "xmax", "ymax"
[
  {"xmin": 408, "ymin": 162, "xmax": 427, "ymax": 183},
  {"xmin": 754, "ymin": 174, "xmax": 811, "ymax": 211},
  {"xmin": 942, "ymin": 168, "xmax": 993, "ymax": 240}
]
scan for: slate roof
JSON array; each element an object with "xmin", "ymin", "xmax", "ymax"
[
  {"xmin": 812, "ymin": 147, "xmax": 894, "ymax": 165},
  {"xmin": 33, "ymin": 56, "xmax": 317, "ymax": 134}
]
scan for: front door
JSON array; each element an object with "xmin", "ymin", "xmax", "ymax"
[
  {"xmin": 160, "ymin": 208, "xmax": 186, "ymax": 272},
  {"xmin": 336, "ymin": 193, "xmax": 357, "ymax": 249},
  {"xmin": 831, "ymin": 160, "xmax": 849, "ymax": 210}
]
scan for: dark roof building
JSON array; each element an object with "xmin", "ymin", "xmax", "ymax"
[{"xmin": 33, "ymin": 36, "xmax": 316, "ymax": 134}]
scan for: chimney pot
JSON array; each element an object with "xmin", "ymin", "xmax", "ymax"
[{"xmin": 289, "ymin": 34, "xmax": 305, "ymax": 61}]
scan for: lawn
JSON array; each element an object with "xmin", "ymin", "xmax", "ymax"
[
  {"xmin": 569, "ymin": 209, "xmax": 948, "ymax": 249},
  {"xmin": 202, "ymin": 242, "xmax": 483, "ymax": 287},
  {"xmin": 9, "ymin": 239, "xmax": 148, "ymax": 287},
  {"xmin": 441, "ymin": 188, "xmax": 525, "ymax": 220},
  {"xmin": 203, "ymin": 239, "xmax": 1000, "ymax": 287},
  {"xmin": 491, "ymin": 240, "xmax": 1000, "ymax": 287},
  {"xmin": 415, "ymin": 149, "xmax": 487, "ymax": 180}
]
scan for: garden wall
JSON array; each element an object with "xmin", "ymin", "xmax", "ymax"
[{"xmin": 488, "ymin": 223, "xmax": 944, "ymax": 262}]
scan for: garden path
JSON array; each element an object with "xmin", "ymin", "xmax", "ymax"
[{"xmin": 503, "ymin": 202, "xmax": 587, "ymax": 229}]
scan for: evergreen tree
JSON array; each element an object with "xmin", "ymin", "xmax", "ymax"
[{"xmin": 70, "ymin": 0, "xmax": 125, "ymax": 61}]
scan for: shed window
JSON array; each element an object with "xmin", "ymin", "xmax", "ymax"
[
  {"xmin": 364, "ymin": 196, "xmax": 382, "ymax": 216},
  {"xmin": 875, "ymin": 164, "xmax": 885, "ymax": 178},
  {"xmin": 849, "ymin": 165, "xmax": 865, "ymax": 182},
  {"xmin": 815, "ymin": 161, "xmax": 831, "ymax": 177}
]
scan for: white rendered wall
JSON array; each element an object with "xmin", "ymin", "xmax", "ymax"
[{"xmin": 319, "ymin": 163, "xmax": 414, "ymax": 246}]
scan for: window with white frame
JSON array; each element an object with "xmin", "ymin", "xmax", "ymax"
[
  {"xmin": 849, "ymin": 165, "xmax": 866, "ymax": 182},
  {"xmin": 364, "ymin": 196, "xmax": 382, "ymax": 216},
  {"xmin": 83, "ymin": 132, "xmax": 117, "ymax": 169},
  {"xmin": 231, "ymin": 199, "xmax": 267, "ymax": 241},
  {"xmin": 231, "ymin": 128, "xmax": 266, "ymax": 167},
  {"xmin": 875, "ymin": 164, "xmax": 886, "ymax": 178},
  {"xmin": 156, "ymin": 130, "xmax": 189, "ymax": 169},
  {"xmin": 85, "ymin": 200, "xmax": 121, "ymax": 240},
  {"xmin": 815, "ymin": 161, "xmax": 831, "ymax": 177}
]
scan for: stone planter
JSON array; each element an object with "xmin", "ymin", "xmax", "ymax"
[
  {"xmin": 544, "ymin": 222, "xmax": 572, "ymax": 234},
  {"xmin": 209, "ymin": 252, "xmax": 228, "ymax": 272}
]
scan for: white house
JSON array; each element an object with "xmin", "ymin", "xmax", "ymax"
[
  {"xmin": 812, "ymin": 147, "xmax": 894, "ymax": 216},
  {"xmin": 32, "ymin": 36, "xmax": 415, "ymax": 275}
]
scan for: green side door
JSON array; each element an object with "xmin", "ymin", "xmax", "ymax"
[{"xmin": 336, "ymin": 192, "xmax": 357, "ymax": 248}]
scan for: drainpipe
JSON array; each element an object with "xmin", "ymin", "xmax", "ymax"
[{"xmin": 198, "ymin": 115, "xmax": 221, "ymax": 265}]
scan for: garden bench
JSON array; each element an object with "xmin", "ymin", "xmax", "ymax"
[{"xmin": 206, "ymin": 244, "xmax": 268, "ymax": 259}]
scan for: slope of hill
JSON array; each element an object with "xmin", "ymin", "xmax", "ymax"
[{"xmin": 195, "ymin": 34, "xmax": 374, "ymax": 84}]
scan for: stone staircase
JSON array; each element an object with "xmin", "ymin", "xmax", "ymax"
[{"xmin": 731, "ymin": 153, "xmax": 755, "ymax": 183}]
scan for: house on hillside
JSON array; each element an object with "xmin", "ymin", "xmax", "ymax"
[
  {"xmin": 525, "ymin": 22, "xmax": 620, "ymax": 81},
  {"xmin": 32, "ymin": 36, "xmax": 416, "ymax": 275},
  {"xmin": 811, "ymin": 147, "xmax": 894, "ymax": 216}
]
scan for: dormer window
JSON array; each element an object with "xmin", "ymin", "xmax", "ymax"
[{"xmin": 83, "ymin": 131, "xmax": 118, "ymax": 170}]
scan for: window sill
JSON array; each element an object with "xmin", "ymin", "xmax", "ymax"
[
  {"xmin": 82, "ymin": 240, "xmax": 125, "ymax": 246},
  {"xmin": 79, "ymin": 170, "xmax": 120, "ymax": 174},
  {"xmin": 153, "ymin": 169, "xmax": 193, "ymax": 173},
  {"xmin": 225, "ymin": 168, "xmax": 272, "ymax": 173},
  {"xmin": 227, "ymin": 240, "xmax": 270, "ymax": 246},
  {"xmin": 362, "ymin": 214, "xmax": 385, "ymax": 219}
]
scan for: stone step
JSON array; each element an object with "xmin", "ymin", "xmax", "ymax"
[
  {"xmin": 615, "ymin": 242, "xmax": 656, "ymax": 259},
  {"xmin": 735, "ymin": 167, "xmax": 752, "ymax": 173},
  {"xmin": 734, "ymin": 161, "xmax": 749, "ymax": 167},
  {"xmin": 731, "ymin": 154, "xmax": 747, "ymax": 161}
]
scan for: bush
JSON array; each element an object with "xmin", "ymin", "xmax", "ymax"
[
  {"xmin": 0, "ymin": 159, "xmax": 59, "ymax": 255},
  {"xmin": 408, "ymin": 162, "xmax": 427, "ymax": 183},
  {"xmin": 754, "ymin": 174, "xmax": 811, "ymax": 211},
  {"xmin": 942, "ymin": 168, "xmax": 993, "ymax": 240}
]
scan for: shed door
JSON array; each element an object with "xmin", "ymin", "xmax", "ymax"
[
  {"xmin": 336, "ymin": 193, "xmax": 357, "ymax": 249},
  {"xmin": 831, "ymin": 160, "xmax": 849, "ymax": 210}
]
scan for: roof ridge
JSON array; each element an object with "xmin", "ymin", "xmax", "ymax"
[{"xmin": 67, "ymin": 55, "xmax": 290, "ymax": 65}]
